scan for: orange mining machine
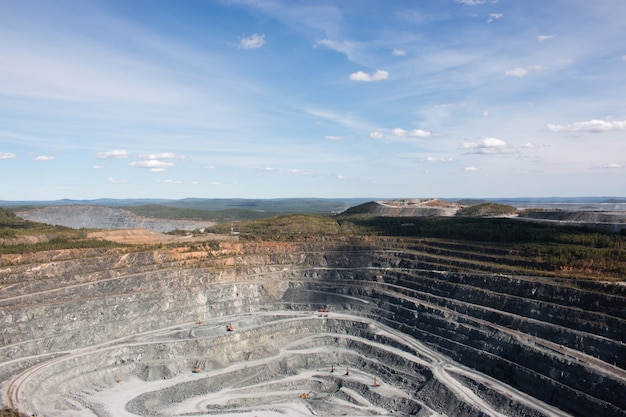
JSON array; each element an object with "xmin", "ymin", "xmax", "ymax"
[{"xmin": 192, "ymin": 361, "xmax": 201, "ymax": 373}]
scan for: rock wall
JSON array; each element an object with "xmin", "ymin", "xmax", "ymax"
[{"xmin": 1, "ymin": 238, "xmax": 624, "ymax": 417}]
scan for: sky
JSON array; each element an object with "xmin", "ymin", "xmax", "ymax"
[{"xmin": 1, "ymin": 0, "xmax": 625, "ymax": 200}]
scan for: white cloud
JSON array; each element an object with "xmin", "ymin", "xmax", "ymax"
[
  {"xmin": 92, "ymin": 164, "xmax": 103, "ymax": 169},
  {"xmin": 547, "ymin": 119, "xmax": 626, "ymax": 133},
  {"xmin": 239, "ymin": 33, "xmax": 266, "ymax": 49},
  {"xmin": 142, "ymin": 152, "xmax": 183, "ymax": 159},
  {"xmin": 537, "ymin": 35, "xmax": 555, "ymax": 42},
  {"xmin": 106, "ymin": 177, "xmax": 126, "ymax": 184},
  {"xmin": 203, "ymin": 165, "xmax": 216, "ymax": 170},
  {"xmin": 424, "ymin": 157, "xmax": 454, "ymax": 163},
  {"xmin": 392, "ymin": 48, "xmax": 406, "ymax": 56},
  {"xmin": 34, "ymin": 155, "xmax": 54, "ymax": 161},
  {"xmin": 0, "ymin": 152, "xmax": 17, "ymax": 160},
  {"xmin": 487, "ymin": 13, "xmax": 503, "ymax": 23},
  {"xmin": 594, "ymin": 163, "xmax": 622, "ymax": 169},
  {"xmin": 464, "ymin": 166, "xmax": 478, "ymax": 171},
  {"xmin": 96, "ymin": 149, "xmax": 129, "ymax": 159},
  {"xmin": 504, "ymin": 65, "xmax": 542, "ymax": 77},
  {"xmin": 157, "ymin": 179, "xmax": 183, "ymax": 184},
  {"xmin": 456, "ymin": 0, "xmax": 487, "ymax": 5},
  {"xmin": 349, "ymin": 69, "xmax": 389, "ymax": 82},
  {"xmin": 461, "ymin": 137, "xmax": 516, "ymax": 154},
  {"xmin": 128, "ymin": 159, "xmax": 174, "ymax": 172},
  {"xmin": 325, "ymin": 135, "xmax": 345, "ymax": 141},
  {"xmin": 370, "ymin": 131, "xmax": 385, "ymax": 139},
  {"xmin": 392, "ymin": 128, "xmax": 431, "ymax": 138},
  {"xmin": 622, "ymin": 55, "xmax": 626, "ymax": 61},
  {"xmin": 287, "ymin": 168, "xmax": 315, "ymax": 176},
  {"xmin": 505, "ymin": 67, "xmax": 528, "ymax": 77},
  {"xmin": 520, "ymin": 142, "xmax": 536, "ymax": 148}
]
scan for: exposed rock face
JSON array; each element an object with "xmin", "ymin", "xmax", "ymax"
[
  {"xmin": 520, "ymin": 210, "xmax": 626, "ymax": 232},
  {"xmin": 16, "ymin": 205, "xmax": 214, "ymax": 232},
  {"xmin": 1, "ymin": 238, "xmax": 624, "ymax": 417},
  {"xmin": 346, "ymin": 199, "xmax": 462, "ymax": 217}
]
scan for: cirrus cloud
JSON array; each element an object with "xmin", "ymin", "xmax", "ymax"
[
  {"xmin": 547, "ymin": 119, "xmax": 626, "ymax": 133},
  {"xmin": 349, "ymin": 69, "xmax": 389, "ymax": 82},
  {"xmin": 34, "ymin": 155, "xmax": 54, "ymax": 161}
]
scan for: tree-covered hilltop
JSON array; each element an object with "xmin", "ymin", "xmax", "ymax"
[{"xmin": 456, "ymin": 202, "xmax": 518, "ymax": 217}]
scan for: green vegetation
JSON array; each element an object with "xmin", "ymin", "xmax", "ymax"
[
  {"xmin": 348, "ymin": 216, "xmax": 626, "ymax": 278},
  {"xmin": 0, "ymin": 237, "xmax": 124, "ymax": 255},
  {"xmin": 123, "ymin": 199, "xmax": 367, "ymax": 222},
  {"xmin": 0, "ymin": 208, "xmax": 127, "ymax": 254},
  {"xmin": 0, "ymin": 207, "xmax": 72, "ymax": 238},
  {"xmin": 456, "ymin": 203, "xmax": 518, "ymax": 217},
  {"xmin": 208, "ymin": 214, "xmax": 359, "ymax": 240},
  {"xmin": 205, "ymin": 214, "xmax": 626, "ymax": 278},
  {"xmin": 3, "ymin": 205, "xmax": 625, "ymax": 279},
  {"xmin": 125, "ymin": 204, "xmax": 278, "ymax": 222}
]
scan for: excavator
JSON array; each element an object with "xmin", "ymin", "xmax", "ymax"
[
  {"xmin": 227, "ymin": 323, "xmax": 234, "ymax": 332},
  {"xmin": 192, "ymin": 361, "xmax": 202, "ymax": 373}
]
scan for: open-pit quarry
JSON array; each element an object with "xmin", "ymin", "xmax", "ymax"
[{"xmin": 1, "ymin": 234, "xmax": 625, "ymax": 417}]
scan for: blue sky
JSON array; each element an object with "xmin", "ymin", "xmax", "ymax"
[{"xmin": 1, "ymin": 0, "xmax": 625, "ymax": 200}]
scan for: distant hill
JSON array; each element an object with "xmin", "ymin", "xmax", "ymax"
[
  {"xmin": 342, "ymin": 199, "xmax": 461, "ymax": 217},
  {"xmin": 11, "ymin": 198, "xmax": 374, "ymax": 232},
  {"xmin": 16, "ymin": 206, "xmax": 215, "ymax": 233},
  {"xmin": 0, "ymin": 198, "xmax": 371, "ymax": 213}
]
